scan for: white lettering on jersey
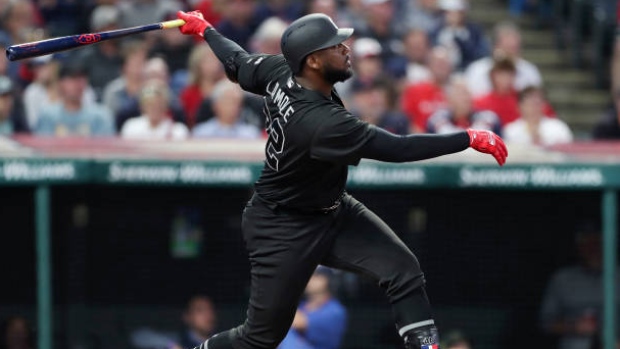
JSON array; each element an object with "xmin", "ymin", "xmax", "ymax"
[{"xmin": 265, "ymin": 81, "xmax": 295, "ymax": 121}]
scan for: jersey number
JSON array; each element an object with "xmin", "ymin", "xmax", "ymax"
[{"xmin": 266, "ymin": 113, "xmax": 285, "ymax": 171}]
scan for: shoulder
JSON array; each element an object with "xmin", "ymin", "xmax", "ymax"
[
  {"xmin": 503, "ymin": 119, "xmax": 524, "ymax": 132},
  {"xmin": 516, "ymin": 58, "xmax": 541, "ymax": 72},
  {"xmin": 466, "ymin": 57, "xmax": 491, "ymax": 73},
  {"xmin": 541, "ymin": 117, "xmax": 570, "ymax": 129}
]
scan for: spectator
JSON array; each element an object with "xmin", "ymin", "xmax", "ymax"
[
  {"xmin": 115, "ymin": 57, "xmax": 186, "ymax": 130},
  {"xmin": 401, "ymin": 46, "xmax": 453, "ymax": 133},
  {"xmin": 216, "ymin": 0, "xmax": 262, "ymax": 50},
  {"xmin": 356, "ymin": 0, "xmax": 407, "ymax": 75},
  {"xmin": 306, "ymin": 0, "xmax": 337, "ymax": 19},
  {"xmin": 351, "ymin": 77, "xmax": 409, "ymax": 135},
  {"xmin": 339, "ymin": 37, "xmax": 384, "ymax": 104},
  {"xmin": 180, "ymin": 44, "xmax": 225, "ymax": 129},
  {"xmin": 503, "ymin": 86, "xmax": 572, "ymax": 146},
  {"xmin": 278, "ymin": 267, "xmax": 347, "ymax": 349},
  {"xmin": 34, "ymin": 63, "xmax": 114, "ymax": 137},
  {"xmin": 430, "ymin": 0, "xmax": 489, "ymax": 71},
  {"xmin": 192, "ymin": 0, "xmax": 224, "ymax": 28},
  {"xmin": 249, "ymin": 17, "xmax": 288, "ymax": 54},
  {"xmin": 473, "ymin": 55, "xmax": 519, "ymax": 125},
  {"xmin": 23, "ymin": 54, "xmax": 98, "ymax": 129},
  {"xmin": 474, "ymin": 55, "xmax": 556, "ymax": 126},
  {"xmin": 592, "ymin": 89, "xmax": 620, "ymax": 139},
  {"xmin": 130, "ymin": 294, "xmax": 217, "ymax": 349},
  {"xmin": 149, "ymin": 11, "xmax": 195, "ymax": 79},
  {"xmin": 121, "ymin": 80, "xmax": 189, "ymax": 140},
  {"xmin": 102, "ymin": 41, "xmax": 149, "ymax": 131},
  {"xmin": 403, "ymin": 29, "xmax": 432, "ymax": 84},
  {"xmin": 403, "ymin": 0, "xmax": 443, "ymax": 33},
  {"xmin": 118, "ymin": 0, "xmax": 184, "ymax": 29},
  {"xmin": 254, "ymin": 0, "xmax": 304, "ymax": 23},
  {"xmin": 1, "ymin": 316, "xmax": 34, "ymax": 349},
  {"xmin": 73, "ymin": 5, "xmax": 124, "ymax": 100},
  {"xmin": 37, "ymin": 0, "xmax": 83, "ymax": 36},
  {"xmin": 0, "ymin": 0, "xmax": 40, "ymax": 81},
  {"xmin": 465, "ymin": 21, "xmax": 542, "ymax": 97},
  {"xmin": 427, "ymin": 76, "xmax": 501, "ymax": 134},
  {"xmin": 0, "ymin": 75, "xmax": 28, "ymax": 136},
  {"xmin": 539, "ymin": 223, "xmax": 620, "ymax": 349},
  {"xmin": 192, "ymin": 79, "xmax": 261, "ymax": 139}
]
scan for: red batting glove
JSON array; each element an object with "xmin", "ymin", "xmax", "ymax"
[
  {"xmin": 466, "ymin": 129, "xmax": 508, "ymax": 166},
  {"xmin": 177, "ymin": 10, "xmax": 211, "ymax": 37}
]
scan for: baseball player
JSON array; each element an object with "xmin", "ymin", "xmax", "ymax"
[{"xmin": 176, "ymin": 10, "xmax": 508, "ymax": 349}]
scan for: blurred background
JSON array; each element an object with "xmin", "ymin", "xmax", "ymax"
[{"xmin": 0, "ymin": 0, "xmax": 620, "ymax": 349}]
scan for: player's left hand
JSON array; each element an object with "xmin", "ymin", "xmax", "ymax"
[
  {"xmin": 466, "ymin": 129, "xmax": 508, "ymax": 166},
  {"xmin": 177, "ymin": 10, "xmax": 211, "ymax": 37}
]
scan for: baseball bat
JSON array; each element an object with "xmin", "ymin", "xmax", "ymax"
[{"xmin": 5, "ymin": 19, "xmax": 186, "ymax": 61}]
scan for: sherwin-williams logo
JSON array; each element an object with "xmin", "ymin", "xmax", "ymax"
[
  {"xmin": 459, "ymin": 167, "xmax": 604, "ymax": 187},
  {"xmin": 348, "ymin": 165, "xmax": 426, "ymax": 185},
  {"xmin": 107, "ymin": 163, "xmax": 253, "ymax": 184},
  {"xmin": 0, "ymin": 161, "xmax": 76, "ymax": 181}
]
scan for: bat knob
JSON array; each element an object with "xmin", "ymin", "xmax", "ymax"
[{"xmin": 5, "ymin": 47, "xmax": 16, "ymax": 61}]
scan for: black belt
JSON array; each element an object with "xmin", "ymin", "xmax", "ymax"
[{"xmin": 253, "ymin": 193, "xmax": 343, "ymax": 215}]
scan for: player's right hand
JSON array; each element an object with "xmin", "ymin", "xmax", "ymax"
[
  {"xmin": 466, "ymin": 129, "xmax": 508, "ymax": 166},
  {"xmin": 177, "ymin": 10, "xmax": 211, "ymax": 37}
]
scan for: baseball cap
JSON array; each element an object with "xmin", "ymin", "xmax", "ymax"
[
  {"xmin": 439, "ymin": 0, "xmax": 468, "ymax": 11},
  {"xmin": 0, "ymin": 76, "xmax": 14, "ymax": 96},
  {"xmin": 90, "ymin": 5, "xmax": 120, "ymax": 31},
  {"xmin": 252, "ymin": 17, "xmax": 288, "ymax": 42},
  {"xmin": 29, "ymin": 54, "xmax": 54, "ymax": 66},
  {"xmin": 353, "ymin": 37, "xmax": 382, "ymax": 58}
]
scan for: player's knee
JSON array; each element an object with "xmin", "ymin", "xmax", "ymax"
[{"xmin": 380, "ymin": 255, "xmax": 426, "ymax": 301}]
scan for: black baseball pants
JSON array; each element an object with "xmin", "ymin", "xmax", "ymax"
[{"xmin": 205, "ymin": 193, "xmax": 429, "ymax": 349}]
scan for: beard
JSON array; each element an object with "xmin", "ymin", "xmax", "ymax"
[{"xmin": 323, "ymin": 62, "xmax": 353, "ymax": 84}]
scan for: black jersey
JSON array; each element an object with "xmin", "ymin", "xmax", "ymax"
[{"xmin": 236, "ymin": 54, "xmax": 376, "ymax": 209}]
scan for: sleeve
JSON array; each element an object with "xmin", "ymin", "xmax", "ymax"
[
  {"xmin": 359, "ymin": 127, "xmax": 470, "ymax": 163},
  {"xmin": 304, "ymin": 303, "xmax": 347, "ymax": 349},
  {"xmin": 203, "ymin": 28, "xmax": 286, "ymax": 95},
  {"xmin": 310, "ymin": 108, "xmax": 376, "ymax": 165}
]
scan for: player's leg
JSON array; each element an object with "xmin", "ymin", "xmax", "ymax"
[
  {"xmin": 321, "ymin": 194, "xmax": 440, "ymax": 349},
  {"xmin": 197, "ymin": 196, "xmax": 338, "ymax": 349}
]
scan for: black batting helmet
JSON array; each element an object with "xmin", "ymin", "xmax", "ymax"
[{"xmin": 280, "ymin": 14, "xmax": 354, "ymax": 75}]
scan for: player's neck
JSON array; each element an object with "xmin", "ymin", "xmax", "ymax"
[{"xmin": 295, "ymin": 75, "xmax": 333, "ymax": 98}]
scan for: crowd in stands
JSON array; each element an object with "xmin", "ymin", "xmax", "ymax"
[{"xmin": 0, "ymin": 0, "xmax": 617, "ymax": 146}]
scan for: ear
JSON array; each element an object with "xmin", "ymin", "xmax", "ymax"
[{"xmin": 306, "ymin": 53, "xmax": 322, "ymax": 70}]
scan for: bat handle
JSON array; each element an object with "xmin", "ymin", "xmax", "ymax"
[{"xmin": 161, "ymin": 19, "xmax": 186, "ymax": 30}]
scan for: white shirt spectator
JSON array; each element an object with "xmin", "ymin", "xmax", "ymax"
[
  {"xmin": 23, "ymin": 82, "xmax": 96, "ymax": 129},
  {"xmin": 192, "ymin": 119, "xmax": 261, "ymax": 139},
  {"xmin": 503, "ymin": 117, "xmax": 573, "ymax": 146},
  {"xmin": 406, "ymin": 63, "xmax": 433, "ymax": 84},
  {"xmin": 465, "ymin": 57, "xmax": 542, "ymax": 97},
  {"xmin": 121, "ymin": 116, "xmax": 188, "ymax": 140}
]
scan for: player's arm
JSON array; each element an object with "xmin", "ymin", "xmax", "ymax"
[
  {"xmin": 311, "ymin": 109, "xmax": 507, "ymax": 166},
  {"xmin": 177, "ymin": 11, "xmax": 281, "ymax": 95},
  {"xmin": 361, "ymin": 127, "xmax": 508, "ymax": 166}
]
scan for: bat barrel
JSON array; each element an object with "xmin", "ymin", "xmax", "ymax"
[{"xmin": 4, "ymin": 19, "xmax": 185, "ymax": 62}]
